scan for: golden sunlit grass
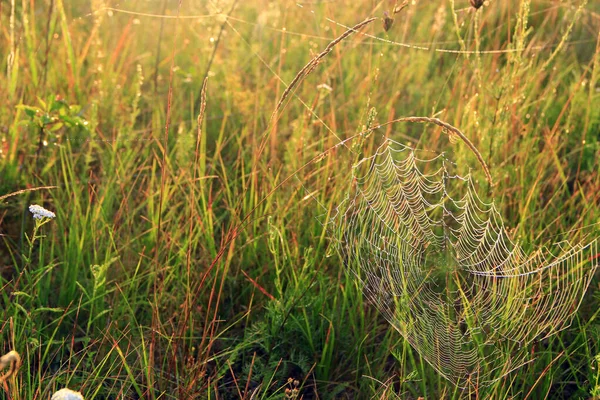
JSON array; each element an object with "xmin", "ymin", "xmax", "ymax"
[{"xmin": 1, "ymin": 0, "xmax": 599, "ymax": 398}]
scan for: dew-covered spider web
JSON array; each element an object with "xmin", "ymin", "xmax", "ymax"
[{"xmin": 329, "ymin": 138, "xmax": 598, "ymax": 388}]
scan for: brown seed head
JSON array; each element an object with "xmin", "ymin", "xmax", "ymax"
[
  {"xmin": 383, "ymin": 11, "xmax": 394, "ymax": 32},
  {"xmin": 0, "ymin": 351, "xmax": 21, "ymax": 383},
  {"xmin": 470, "ymin": 0, "xmax": 485, "ymax": 9}
]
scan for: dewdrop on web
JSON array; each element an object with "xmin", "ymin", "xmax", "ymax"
[{"xmin": 29, "ymin": 204, "xmax": 56, "ymax": 220}]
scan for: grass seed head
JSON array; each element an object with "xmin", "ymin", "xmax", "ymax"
[
  {"xmin": 383, "ymin": 11, "xmax": 394, "ymax": 32},
  {"xmin": 470, "ymin": 0, "xmax": 484, "ymax": 9},
  {"xmin": 0, "ymin": 351, "xmax": 21, "ymax": 382}
]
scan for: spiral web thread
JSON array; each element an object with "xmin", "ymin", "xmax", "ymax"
[{"xmin": 329, "ymin": 138, "xmax": 598, "ymax": 388}]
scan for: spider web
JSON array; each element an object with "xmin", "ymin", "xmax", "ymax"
[{"xmin": 329, "ymin": 138, "xmax": 598, "ymax": 388}]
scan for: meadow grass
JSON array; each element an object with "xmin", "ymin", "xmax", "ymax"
[{"xmin": 1, "ymin": 0, "xmax": 599, "ymax": 398}]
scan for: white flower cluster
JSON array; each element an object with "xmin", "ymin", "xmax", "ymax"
[
  {"xmin": 29, "ymin": 204, "xmax": 56, "ymax": 220},
  {"xmin": 51, "ymin": 388, "xmax": 84, "ymax": 400}
]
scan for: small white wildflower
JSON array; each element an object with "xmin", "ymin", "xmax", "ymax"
[
  {"xmin": 51, "ymin": 388, "xmax": 84, "ymax": 400},
  {"xmin": 28, "ymin": 204, "xmax": 56, "ymax": 220}
]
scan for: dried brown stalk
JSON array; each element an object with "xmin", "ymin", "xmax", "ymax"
[
  {"xmin": 376, "ymin": 116, "xmax": 494, "ymax": 186},
  {"xmin": 270, "ymin": 17, "xmax": 377, "ymax": 124},
  {"xmin": 0, "ymin": 351, "xmax": 21, "ymax": 383},
  {"xmin": 0, "ymin": 186, "xmax": 58, "ymax": 202}
]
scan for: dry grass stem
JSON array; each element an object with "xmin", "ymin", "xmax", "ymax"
[
  {"xmin": 385, "ymin": 116, "xmax": 494, "ymax": 186},
  {"xmin": 270, "ymin": 17, "xmax": 377, "ymax": 124},
  {"xmin": 0, "ymin": 351, "xmax": 21, "ymax": 383},
  {"xmin": 0, "ymin": 186, "xmax": 58, "ymax": 202}
]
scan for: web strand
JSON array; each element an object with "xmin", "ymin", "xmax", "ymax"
[{"xmin": 329, "ymin": 138, "xmax": 599, "ymax": 388}]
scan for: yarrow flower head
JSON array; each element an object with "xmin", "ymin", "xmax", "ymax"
[
  {"xmin": 29, "ymin": 204, "xmax": 56, "ymax": 220},
  {"xmin": 51, "ymin": 388, "xmax": 84, "ymax": 400}
]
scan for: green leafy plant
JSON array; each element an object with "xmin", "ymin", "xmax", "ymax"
[{"xmin": 16, "ymin": 95, "xmax": 89, "ymax": 154}]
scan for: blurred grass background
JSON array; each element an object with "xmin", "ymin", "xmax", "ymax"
[{"xmin": 1, "ymin": 0, "xmax": 599, "ymax": 398}]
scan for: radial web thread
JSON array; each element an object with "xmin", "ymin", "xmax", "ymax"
[{"xmin": 329, "ymin": 139, "xmax": 598, "ymax": 388}]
